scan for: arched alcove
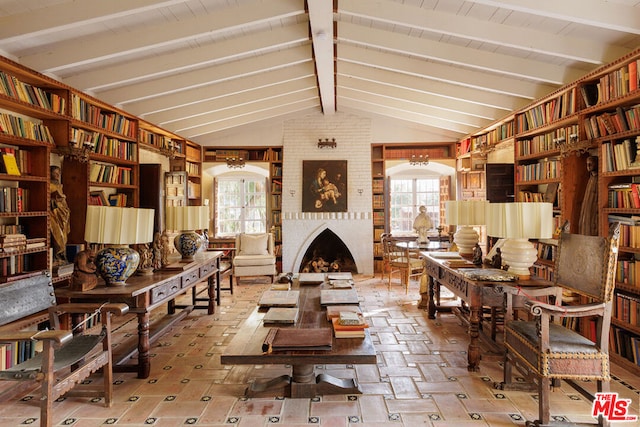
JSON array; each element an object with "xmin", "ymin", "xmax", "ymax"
[{"xmin": 299, "ymin": 228, "xmax": 357, "ymax": 273}]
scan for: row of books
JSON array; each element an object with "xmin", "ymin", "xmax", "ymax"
[
  {"xmin": 0, "ymin": 111, "xmax": 54, "ymax": 143},
  {"xmin": 138, "ymin": 129, "xmax": 183, "ymax": 153},
  {"xmin": 611, "ymin": 325, "xmax": 640, "ymax": 367},
  {"xmin": 0, "ymin": 339, "xmax": 41, "ymax": 371},
  {"xmin": 584, "ymin": 107, "xmax": 632, "ymax": 139},
  {"xmin": 516, "ymin": 87, "xmax": 576, "ymax": 133},
  {"xmin": 70, "ymin": 127, "xmax": 137, "ymax": 161},
  {"xmin": 608, "ymin": 183, "xmax": 640, "ymax": 209},
  {"xmin": 602, "ymin": 138, "xmax": 640, "ymax": 172},
  {"xmin": 0, "ymin": 253, "xmax": 31, "ymax": 277},
  {"xmin": 615, "ymin": 292, "xmax": 640, "ymax": 326},
  {"xmin": 71, "ymin": 93, "xmax": 137, "ymax": 139},
  {"xmin": 0, "ymin": 69, "xmax": 66, "ymax": 114},
  {"xmin": 271, "ymin": 165, "xmax": 282, "ymax": 177},
  {"xmin": 372, "ymin": 178, "xmax": 384, "ymax": 193},
  {"xmin": 186, "ymin": 161, "xmax": 200, "ymax": 176},
  {"xmin": 383, "ymin": 146, "xmax": 451, "ymax": 159},
  {"xmin": 89, "ymin": 162, "xmax": 133, "ymax": 185},
  {"xmin": 470, "ymin": 121, "xmax": 514, "ymax": 148},
  {"xmin": 270, "ymin": 194, "xmax": 281, "ymax": 209},
  {"xmin": 373, "ymin": 194, "xmax": 384, "ymax": 209},
  {"xmin": 608, "ymin": 217, "xmax": 640, "ymax": 248},
  {"xmin": 616, "ymin": 258, "xmax": 640, "ymax": 288},
  {"xmin": 0, "ymin": 187, "xmax": 29, "ymax": 213},
  {"xmin": 0, "ymin": 146, "xmax": 33, "ymax": 176},
  {"xmin": 516, "ymin": 126, "xmax": 577, "ymax": 157},
  {"xmin": 581, "ymin": 59, "xmax": 640, "ymax": 107},
  {"xmin": 88, "ymin": 190, "xmax": 127, "ymax": 207},
  {"xmin": 515, "ymin": 158, "xmax": 560, "ymax": 182}
]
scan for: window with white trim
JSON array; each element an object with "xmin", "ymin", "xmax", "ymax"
[{"xmin": 215, "ymin": 176, "xmax": 267, "ymax": 236}]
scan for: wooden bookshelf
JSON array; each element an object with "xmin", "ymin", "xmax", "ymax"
[
  {"xmin": 370, "ymin": 142, "xmax": 456, "ymax": 273},
  {"xmin": 203, "ymin": 146, "xmax": 283, "ymax": 271},
  {"xmin": 463, "ymin": 47, "xmax": 640, "ymax": 375},
  {"xmin": 0, "ymin": 57, "xmax": 58, "ymax": 281},
  {"xmin": 170, "ymin": 140, "xmax": 202, "ymax": 206}
]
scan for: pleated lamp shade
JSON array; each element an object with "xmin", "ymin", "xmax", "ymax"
[
  {"xmin": 445, "ymin": 200, "xmax": 487, "ymax": 256},
  {"xmin": 165, "ymin": 206, "xmax": 209, "ymax": 232}
]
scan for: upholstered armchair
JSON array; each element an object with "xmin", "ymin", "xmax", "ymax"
[
  {"xmin": 497, "ymin": 222, "xmax": 620, "ymax": 427},
  {"xmin": 232, "ymin": 232, "xmax": 277, "ymax": 282}
]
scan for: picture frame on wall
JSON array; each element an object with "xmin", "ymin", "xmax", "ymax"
[{"xmin": 302, "ymin": 160, "xmax": 347, "ymax": 212}]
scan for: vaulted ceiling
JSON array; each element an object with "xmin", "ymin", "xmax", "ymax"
[{"xmin": 0, "ymin": 0, "xmax": 639, "ymax": 146}]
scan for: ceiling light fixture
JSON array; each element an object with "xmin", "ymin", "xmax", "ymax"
[
  {"xmin": 226, "ymin": 156, "xmax": 245, "ymax": 169},
  {"xmin": 409, "ymin": 154, "xmax": 429, "ymax": 166}
]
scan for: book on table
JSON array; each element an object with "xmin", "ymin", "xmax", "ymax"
[
  {"xmin": 258, "ymin": 290, "xmax": 300, "ymax": 307},
  {"xmin": 262, "ymin": 327, "xmax": 333, "ymax": 353},
  {"xmin": 298, "ymin": 273, "xmax": 325, "ymax": 285},
  {"xmin": 320, "ymin": 289, "xmax": 359, "ymax": 306},
  {"xmin": 331, "ymin": 318, "xmax": 367, "ymax": 338},
  {"xmin": 262, "ymin": 307, "xmax": 299, "ymax": 324},
  {"xmin": 325, "ymin": 305, "xmax": 362, "ymax": 321}
]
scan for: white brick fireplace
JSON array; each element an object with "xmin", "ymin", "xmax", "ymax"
[{"xmin": 281, "ymin": 112, "xmax": 374, "ymax": 275}]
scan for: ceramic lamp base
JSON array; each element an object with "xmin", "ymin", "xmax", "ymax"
[
  {"xmin": 501, "ymin": 238, "xmax": 537, "ymax": 279},
  {"xmin": 174, "ymin": 231, "xmax": 203, "ymax": 262},
  {"xmin": 95, "ymin": 245, "xmax": 140, "ymax": 286},
  {"xmin": 454, "ymin": 225, "xmax": 479, "ymax": 257}
]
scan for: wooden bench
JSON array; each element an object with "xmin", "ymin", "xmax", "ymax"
[{"xmin": 0, "ymin": 271, "xmax": 128, "ymax": 427}]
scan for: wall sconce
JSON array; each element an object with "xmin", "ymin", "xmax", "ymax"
[
  {"xmin": 317, "ymin": 138, "xmax": 337, "ymax": 149},
  {"xmin": 61, "ymin": 139, "xmax": 96, "ymax": 163},
  {"xmin": 226, "ymin": 156, "xmax": 245, "ymax": 169},
  {"xmin": 289, "ymin": 189, "xmax": 296, "ymax": 197},
  {"xmin": 358, "ymin": 188, "xmax": 363, "ymax": 196},
  {"xmin": 160, "ymin": 140, "xmax": 179, "ymax": 160},
  {"xmin": 409, "ymin": 154, "xmax": 429, "ymax": 166}
]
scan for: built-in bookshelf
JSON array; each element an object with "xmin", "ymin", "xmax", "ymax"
[
  {"xmin": 203, "ymin": 146, "xmax": 283, "ymax": 271},
  {"xmin": 138, "ymin": 119, "xmax": 184, "ymax": 159},
  {"xmin": 165, "ymin": 171, "xmax": 188, "ymax": 207},
  {"xmin": 464, "ymin": 47, "xmax": 640, "ymax": 375},
  {"xmin": 0, "ymin": 57, "xmax": 60, "ymax": 282},
  {"xmin": 370, "ymin": 142, "xmax": 456, "ymax": 273},
  {"xmin": 170, "ymin": 141, "xmax": 201, "ymax": 206}
]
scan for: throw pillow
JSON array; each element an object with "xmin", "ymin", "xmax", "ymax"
[{"xmin": 239, "ymin": 233, "xmax": 269, "ymax": 255}]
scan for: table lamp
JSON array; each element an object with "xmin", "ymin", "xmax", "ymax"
[
  {"xmin": 85, "ymin": 206, "xmax": 155, "ymax": 286},
  {"xmin": 445, "ymin": 200, "xmax": 487, "ymax": 257},
  {"xmin": 486, "ymin": 202, "xmax": 553, "ymax": 279},
  {"xmin": 165, "ymin": 205, "xmax": 209, "ymax": 261}
]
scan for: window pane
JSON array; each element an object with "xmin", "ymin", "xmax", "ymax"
[
  {"xmin": 390, "ymin": 177, "xmax": 440, "ymax": 233},
  {"xmin": 216, "ymin": 176, "xmax": 267, "ymax": 236}
]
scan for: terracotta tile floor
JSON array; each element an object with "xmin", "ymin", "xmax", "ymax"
[{"xmin": 0, "ymin": 275, "xmax": 639, "ymax": 426}]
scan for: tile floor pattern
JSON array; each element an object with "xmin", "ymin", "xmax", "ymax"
[{"xmin": 0, "ymin": 275, "xmax": 639, "ymax": 426}]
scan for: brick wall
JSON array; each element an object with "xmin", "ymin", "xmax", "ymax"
[{"xmin": 281, "ymin": 112, "xmax": 374, "ymax": 274}]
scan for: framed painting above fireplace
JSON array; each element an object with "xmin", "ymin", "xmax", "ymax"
[{"xmin": 302, "ymin": 160, "xmax": 347, "ymax": 212}]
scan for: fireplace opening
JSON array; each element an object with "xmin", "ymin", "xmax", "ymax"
[{"xmin": 299, "ymin": 229, "xmax": 357, "ymax": 273}]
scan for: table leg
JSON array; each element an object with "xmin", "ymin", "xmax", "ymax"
[
  {"xmin": 207, "ymin": 275, "xmax": 215, "ymax": 315},
  {"xmin": 417, "ymin": 269, "xmax": 430, "ymax": 310},
  {"xmin": 467, "ymin": 304, "xmax": 482, "ymax": 372},
  {"xmin": 137, "ymin": 311, "xmax": 151, "ymax": 379},
  {"xmin": 427, "ymin": 275, "xmax": 437, "ymax": 319}
]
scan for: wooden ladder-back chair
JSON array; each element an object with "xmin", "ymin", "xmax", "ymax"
[
  {"xmin": 497, "ymin": 222, "xmax": 620, "ymax": 427},
  {"xmin": 0, "ymin": 272, "xmax": 128, "ymax": 427},
  {"xmin": 382, "ymin": 234, "xmax": 424, "ymax": 293}
]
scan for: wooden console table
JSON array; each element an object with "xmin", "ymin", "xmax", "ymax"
[
  {"xmin": 420, "ymin": 253, "xmax": 556, "ymax": 372},
  {"xmin": 221, "ymin": 273, "xmax": 377, "ymax": 398},
  {"xmin": 55, "ymin": 251, "xmax": 224, "ymax": 379}
]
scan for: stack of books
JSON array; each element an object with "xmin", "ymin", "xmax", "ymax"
[
  {"xmin": 0, "ymin": 233, "xmax": 26, "ymax": 253},
  {"xmin": 330, "ymin": 310, "xmax": 368, "ymax": 338}
]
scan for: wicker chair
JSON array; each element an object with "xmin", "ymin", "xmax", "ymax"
[
  {"xmin": 382, "ymin": 234, "xmax": 423, "ymax": 293},
  {"xmin": 497, "ymin": 222, "xmax": 620, "ymax": 427}
]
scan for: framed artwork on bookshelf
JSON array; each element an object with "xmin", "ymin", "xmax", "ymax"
[{"xmin": 302, "ymin": 160, "xmax": 347, "ymax": 212}]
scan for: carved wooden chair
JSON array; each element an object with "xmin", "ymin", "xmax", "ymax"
[
  {"xmin": 0, "ymin": 272, "xmax": 128, "ymax": 427},
  {"xmin": 497, "ymin": 222, "xmax": 620, "ymax": 427}
]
